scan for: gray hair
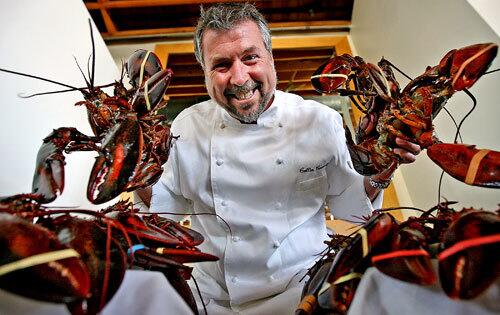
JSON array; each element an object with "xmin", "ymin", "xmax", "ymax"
[{"xmin": 194, "ymin": 3, "xmax": 272, "ymax": 68}]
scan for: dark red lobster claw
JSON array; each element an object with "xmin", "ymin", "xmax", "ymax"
[
  {"xmin": 87, "ymin": 115, "xmax": 143, "ymax": 204},
  {"xmin": 32, "ymin": 128, "xmax": 99, "ymax": 203},
  {"xmin": 0, "ymin": 213, "xmax": 91, "ymax": 303},
  {"xmin": 131, "ymin": 67, "xmax": 173, "ymax": 116},
  {"xmin": 438, "ymin": 210, "xmax": 500, "ymax": 299},
  {"xmin": 427, "ymin": 143, "xmax": 500, "ymax": 188}
]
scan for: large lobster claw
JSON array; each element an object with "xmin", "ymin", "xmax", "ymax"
[
  {"xmin": 0, "ymin": 213, "xmax": 91, "ymax": 303},
  {"xmin": 126, "ymin": 49, "xmax": 164, "ymax": 89},
  {"xmin": 445, "ymin": 43, "xmax": 498, "ymax": 91},
  {"xmin": 87, "ymin": 115, "xmax": 143, "ymax": 204},
  {"xmin": 32, "ymin": 128, "xmax": 98, "ymax": 203},
  {"xmin": 131, "ymin": 68, "xmax": 173, "ymax": 116},
  {"xmin": 438, "ymin": 210, "xmax": 500, "ymax": 299},
  {"xmin": 427, "ymin": 143, "xmax": 500, "ymax": 188}
]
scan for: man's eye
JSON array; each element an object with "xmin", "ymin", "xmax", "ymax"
[
  {"xmin": 243, "ymin": 54, "xmax": 258, "ymax": 62},
  {"xmin": 213, "ymin": 62, "xmax": 230, "ymax": 71}
]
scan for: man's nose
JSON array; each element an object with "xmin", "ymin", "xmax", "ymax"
[{"xmin": 229, "ymin": 61, "xmax": 249, "ymax": 86}]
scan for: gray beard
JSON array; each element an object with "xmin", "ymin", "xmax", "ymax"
[{"xmin": 225, "ymin": 92, "xmax": 270, "ymax": 123}]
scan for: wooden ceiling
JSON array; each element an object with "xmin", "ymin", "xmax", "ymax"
[
  {"xmin": 85, "ymin": 0, "xmax": 354, "ymax": 109},
  {"xmin": 85, "ymin": 0, "xmax": 353, "ymax": 42}
]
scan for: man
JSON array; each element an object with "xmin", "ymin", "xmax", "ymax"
[{"xmin": 149, "ymin": 3, "xmax": 420, "ymax": 314}]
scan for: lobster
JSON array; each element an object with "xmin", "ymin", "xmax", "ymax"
[
  {"xmin": 1, "ymin": 21, "xmax": 173, "ymax": 205},
  {"xmin": 311, "ymin": 43, "xmax": 500, "ymax": 188},
  {"xmin": 0, "ymin": 20, "xmax": 219, "ymax": 315},
  {"xmin": 0, "ymin": 194, "xmax": 218, "ymax": 315},
  {"xmin": 296, "ymin": 203, "xmax": 500, "ymax": 314}
]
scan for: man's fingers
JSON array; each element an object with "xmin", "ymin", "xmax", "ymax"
[
  {"xmin": 395, "ymin": 137, "xmax": 421, "ymax": 155},
  {"xmin": 394, "ymin": 148, "xmax": 417, "ymax": 164}
]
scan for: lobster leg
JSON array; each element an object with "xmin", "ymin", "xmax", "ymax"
[{"xmin": 427, "ymin": 143, "xmax": 500, "ymax": 188}]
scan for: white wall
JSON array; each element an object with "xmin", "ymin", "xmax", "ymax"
[
  {"xmin": 351, "ymin": 0, "xmax": 500, "ymax": 211},
  {"xmin": 468, "ymin": 0, "xmax": 500, "ymax": 38},
  {"xmin": 0, "ymin": 0, "xmax": 119, "ymax": 209}
]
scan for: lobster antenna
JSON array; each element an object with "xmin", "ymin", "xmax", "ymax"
[
  {"xmin": 454, "ymin": 89, "xmax": 477, "ymax": 143},
  {"xmin": 191, "ymin": 276, "xmax": 208, "ymax": 315},
  {"xmin": 442, "ymin": 107, "xmax": 463, "ymax": 143},
  {"xmin": 19, "ymin": 82, "xmax": 116, "ymax": 98},
  {"xmin": 382, "ymin": 58, "xmax": 413, "ymax": 81},
  {"xmin": 20, "ymin": 88, "xmax": 82, "ymax": 98},
  {"xmin": 485, "ymin": 67, "xmax": 500, "ymax": 75},
  {"xmin": 139, "ymin": 211, "xmax": 233, "ymax": 237},
  {"xmin": 120, "ymin": 59, "xmax": 126, "ymax": 82},
  {"xmin": 0, "ymin": 67, "xmax": 80, "ymax": 90},
  {"xmin": 437, "ymin": 170, "xmax": 446, "ymax": 205},
  {"xmin": 89, "ymin": 19, "xmax": 96, "ymax": 88},
  {"xmin": 73, "ymin": 56, "xmax": 92, "ymax": 89},
  {"xmin": 87, "ymin": 54, "xmax": 93, "ymax": 86}
]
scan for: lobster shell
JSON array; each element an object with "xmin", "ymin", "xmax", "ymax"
[
  {"xmin": 438, "ymin": 210, "xmax": 500, "ymax": 299},
  {"xmin": 0, "ymin": 213, "xmax": 90, "ymax": 303}
]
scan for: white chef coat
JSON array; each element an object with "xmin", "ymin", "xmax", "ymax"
[{"xmin": 151, "ymin": 90, "xmax": 382, "ymax": 314}]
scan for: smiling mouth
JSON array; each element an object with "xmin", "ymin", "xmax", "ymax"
[
  {"xmin": 224, "ymin": 82, "xmax": 260, "ymax": 101},
  {"xmin": 233, "ymin": 89, "xmax": 255, "ymax": 100}
]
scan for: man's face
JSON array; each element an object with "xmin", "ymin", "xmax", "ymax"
[{"xmin": 201, "ymin": 20, "xmax": 277, "ymax": 123}]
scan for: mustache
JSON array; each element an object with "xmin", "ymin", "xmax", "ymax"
[{"xmin": 224, "ymin": 80, "xmax": 260, "ymax": 97}]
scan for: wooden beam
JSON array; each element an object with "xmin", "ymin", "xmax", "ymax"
[
  {"xmin": 100, "ymin": 9, "xmax": 117, "ymax": 34},
  {"xmin": 86, "ymin": 0, "xmax": 244, "ymax": 10},
  {"xmin": 99, "ymin": 21, "xmax": 350, "ymax": 41}
]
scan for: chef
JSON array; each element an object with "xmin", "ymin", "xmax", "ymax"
[{"xmin": 148, "ymin": 3, "xmax": 421, "ymax": 314}]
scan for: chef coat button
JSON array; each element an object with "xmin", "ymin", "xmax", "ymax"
[
  {"xmin": 232, "ymin": 236, "xmax": 240, "ymax": 242},
  {"xmin": 275, "ymin": 202, "xmax": 282, "ymax": 209},
  {"xmin": 221, "ymin": 200, "xmax": 227, "ymax": 206},
  {"xmin": 231, "ymin": 276, "xmax": 238, "ymax": 283},
  {"xmin": 278, "ymin": 122, "xmax": 283, "ymax": 128},
  {"xmin": 220, "ymin": 123, "xmax": 226, "ymax": 129},
  {"xmin": 273, "ymin": 240, "xmax": 280, "ymax": 248},
  {"xmin": 216, "ymin": 159, "xmax": 224, "ymax": 166},
  {"xmin": 276, "ymin": 158, "xmax": 284, "ymax": 165}
]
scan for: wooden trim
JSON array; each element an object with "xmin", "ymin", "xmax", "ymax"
[
  {"xmin": 154, "ymin": 42, "xmax": 194, "ymax": 67},
  {"xmin": 101, "ymin": 21, "xmax": 350, "ymax": 40},
  {"xmin": 102, "ymin": 27, "xmax": 196, "ymax": 39},
  {"xmin": 270, "ymin": 21, "xmax": 350, "ymax": 29}
]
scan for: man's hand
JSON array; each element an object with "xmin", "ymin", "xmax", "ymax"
[
  {"xmin": 393, "ymin": 137, "xmax": 422, "ymax": 164},
  {"xmin": 364, "ymin": 137, "xmax": 422, "ymax": 201}
]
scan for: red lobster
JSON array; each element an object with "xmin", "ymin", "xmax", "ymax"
[
  {"xmin": 0, "ymin": 194, "xmax": 218, "ymax": 315},
  {"xmin": 296, "ymin": 203, "xmax": 500, "ymax": 315},
  {"xmin": 311, "ymin": 43, "xmax": 499, "ymax": 188},
  {"xmin": 0, "ymin": 20, "xmax": 219, "ymax": 315},
  {"xmin": 0, "ymin": 21, "xmax": 173, "ymax": 204}
]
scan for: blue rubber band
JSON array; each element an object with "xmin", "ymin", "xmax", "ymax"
[{"xmin": 127, "ymin": 244, "xmax": 146, "ymax": 255}]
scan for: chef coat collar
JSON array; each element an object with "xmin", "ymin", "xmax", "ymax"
[{"xmin": 217, "ymin": 89, "xmax": 281, "ymax": 129}]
